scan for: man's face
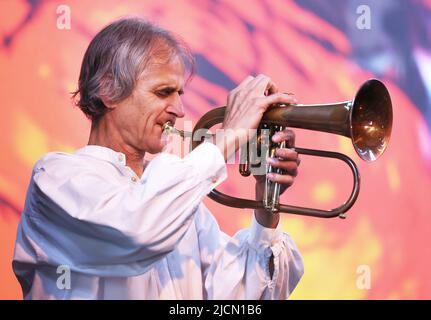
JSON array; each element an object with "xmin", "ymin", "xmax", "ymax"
[{"xmin": 107, "ymin": 54, "xmax": 186, "ymax": 154}]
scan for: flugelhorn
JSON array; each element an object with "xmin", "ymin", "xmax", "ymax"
[{"xmin": 163, "ymin": 79, "xmax": 393, "ymax": 218}]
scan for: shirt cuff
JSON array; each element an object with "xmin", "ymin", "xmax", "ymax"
[
  {"xmin": 184, "ymin": 142, "xmax": 227, "ymax": 189},
  {"xmin": 247, "ymin": 213, "xmax": 283, "ymax": 252}
]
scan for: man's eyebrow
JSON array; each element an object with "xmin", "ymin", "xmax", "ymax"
[{"xmin": 155, "ymin": 85, "xmax": 185, "ymax": 93}]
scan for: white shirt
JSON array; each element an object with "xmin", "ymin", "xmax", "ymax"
[{"xmin": 12, "ymin": 142, "xmax": 303, "ymax": 299}]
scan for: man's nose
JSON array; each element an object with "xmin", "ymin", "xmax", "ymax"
[{"xmin": 166, "ymin": 95, "xmax": 185, "ymax": 118}]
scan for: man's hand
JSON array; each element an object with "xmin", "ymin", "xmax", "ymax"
[
  {"xmin": 216, "ymin": 75, "xmax": 296, "ymax": 160},
  {"xmin": 254, "ymin": 128, "xmax": 300, "ymax": 228}
]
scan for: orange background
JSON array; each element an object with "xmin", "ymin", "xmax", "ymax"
[{"xmin": 1, "ymin": 0, "xmax": 430, "ymax": 299}]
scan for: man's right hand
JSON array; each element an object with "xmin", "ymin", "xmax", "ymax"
[{"xmin": 216, "ymin": 74, "xmax": 297, "ymax": 161}]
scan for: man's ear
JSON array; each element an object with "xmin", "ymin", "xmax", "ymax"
[{"xmin": 99, "ymin": 75, "xmax": 116, "ymax": 110}]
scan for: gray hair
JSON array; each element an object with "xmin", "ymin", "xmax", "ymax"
[{"xmin": 72, "ymin": 17, "xmax": 195, "ymax": 123}]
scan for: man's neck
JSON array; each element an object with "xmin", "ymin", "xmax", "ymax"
[{"xmin": 88, "ymin": 119, "xmax": 145, "ymax": 177}]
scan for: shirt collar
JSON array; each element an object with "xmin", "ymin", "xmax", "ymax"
[{"xmin": 75, "ymin": 145, "xmax": 127, "ymax": 166}]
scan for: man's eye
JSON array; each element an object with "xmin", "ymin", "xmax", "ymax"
[{"xmin": 156, "ymin": 89, "xmax": 173, "ymax": 97}]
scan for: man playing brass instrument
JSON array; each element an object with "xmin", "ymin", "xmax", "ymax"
[{"xmin": 12, "ymin": 18, "xmax": 303, "ymax": 299}]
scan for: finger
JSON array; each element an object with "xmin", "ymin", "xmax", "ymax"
[
  {"xmin": 267, "ymin": 158, "xmax": 298, "ymax": 176},
  {"xmin": 242, "ymin": 74, "xmax": 266, "ymax": 90},
  {"xmin": 227, "ymin": 76, "xmax": 255, "ymax": 106},
  {"xmin": 248, "ymin": 74, "xmax": 273, "ymax": 95},
  {"xmin": 265, "ymin": 80, "xmax": 278, "ymax": 96},
  {"xmin": 267, "ymin": 172, "xmax": 294, "ymax": 185},
  {"xmin": 274, "ymin": 147, "xmax": 298, "ymax": 161},
  {"xmin": 237, "ymin": 75, "xmax": 255, "ymax": 88},
  {"xmin": 230, "ymin": 76, "xmax": 255, "ymax": 95},
  {"xmin": 272, "ymin": 128, "xmax": 295, "ymax": 147},
  {"xmin": 257, "ymin": 93, "xmax": 298, "ymax": 112}
]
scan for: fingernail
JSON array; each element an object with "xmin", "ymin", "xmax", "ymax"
[{"xmin": 267, "ymin": 173, "xmax": 275, "ymax": 180}]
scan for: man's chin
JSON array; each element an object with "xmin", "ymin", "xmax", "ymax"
[{"xmin": 145, "ymin": 140, "xmax": 167, "ymax": 154}]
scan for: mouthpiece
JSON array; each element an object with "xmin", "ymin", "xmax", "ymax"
[{"xmin": 162, "ymin": 121, "xmax": 188, "ymax": 138}]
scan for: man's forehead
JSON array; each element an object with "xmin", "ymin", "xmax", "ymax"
[{"xmin": 141, "ymin": 59, "xmax": 185, "ymax": 86}]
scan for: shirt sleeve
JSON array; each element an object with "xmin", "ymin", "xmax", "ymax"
[
  {"xmin": 20, "ymin": 142, "xmax": 227, "ymax": 277},
  {"xmin": 195, "ymin": 204, "xmax": 304, "ymax": 300}
]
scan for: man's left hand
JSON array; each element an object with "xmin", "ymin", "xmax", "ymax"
[{"xmin": 253, "ymin": 128, "xmax": 300, "ymax": 228}]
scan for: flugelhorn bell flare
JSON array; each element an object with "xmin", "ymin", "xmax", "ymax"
[
  {"xmin": 259, "ymin": 79, "xmax": 393, "ymax": 162},
  {"xmin": 350, "ymin": 79, "xmax": 393, "ymax": 161}
]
